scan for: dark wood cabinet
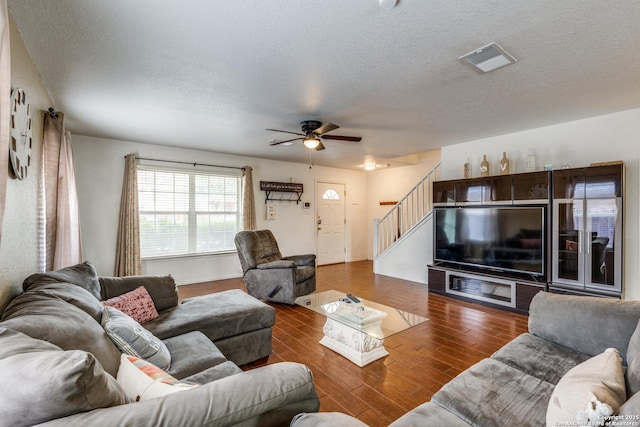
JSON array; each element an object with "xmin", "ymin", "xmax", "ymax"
[
  {"xmin": 429, "ymin": 163, "xmax": 623, "ymax": 310},
  {"xmin": 427, "ymin": 268, "xmax": 446, "ymax": 293},
  {"xmin": 486, "ymin": 175, "xmax": 512, "ymax": 203},
  {"xmin": 427, "ymin": 266, "xmax": 544, "ymax": 314},
  {"xmin": 432, "ymin": 180, "xmax": 456, "ymax": 205},
  {"xmin": 433, "ymin": 170, "xmax": 550, "ymax": 206},
  {"xmin": 454, "ymin": 178, "xmax": 487, "ymax": 204},
  {"xmin": 512, "ymin": 171, "xmax": 551, "ymax": 203},
  {"xmin": 551, "ymin": 164, "xmax": 623, "ymax": 297}
]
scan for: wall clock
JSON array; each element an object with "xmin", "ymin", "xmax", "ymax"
[
  {"xmin": 9, "ymin": 88, "xmax": 32, "ymax": 180},
  {"xmin": 528, "ymin": 183, "xmax": 548, "ymax": 199}
]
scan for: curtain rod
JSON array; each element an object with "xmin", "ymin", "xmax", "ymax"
[{"xmin": 131, "ymin": 156, "xmax": 245, "ymax": 170}]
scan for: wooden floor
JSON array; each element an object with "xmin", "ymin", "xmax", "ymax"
[{"xmin": 178, "ymin": 261, "xmax": 528, "ymax": 426}]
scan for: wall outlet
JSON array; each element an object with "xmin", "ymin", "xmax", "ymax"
[{"xmin": 266, "ymin": 203, "xmax": 276, "ymax": 220}]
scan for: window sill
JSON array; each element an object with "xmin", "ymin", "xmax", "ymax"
[{"xmin": 141, "ymin": 250, "xmax": 237, "ymax": 262}]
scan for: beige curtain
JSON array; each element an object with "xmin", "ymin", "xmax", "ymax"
[
  {"xmin": 242, "ymin": 166, "xmax": 256, "ymax": 231},
  {"xmin": 42, "ymin": 113, "xmax": 83, "ymax": 271},
  {"xmin": 0, "ymin": 0, "xmax": 10, "ymax": 244},
  {"xmin": 114, "ymin": 153, "xmax": 141, "ymax": 276}
]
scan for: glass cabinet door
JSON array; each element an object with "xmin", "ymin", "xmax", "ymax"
[
  {"xmin": 553, "ymin": 199, "xmax": 584, "ymax": 286},
  {"xmin": 585, "ymin": 198, "xmax": 622, "ymax": 293}
]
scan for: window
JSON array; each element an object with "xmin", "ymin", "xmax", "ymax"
[
  {"xmin": 138, "ymin": 167, "xmax": 241, "ymax": 258},
  {"xmin": 322, "ymin": 189, "xmax": 340, "ymax": 200}
]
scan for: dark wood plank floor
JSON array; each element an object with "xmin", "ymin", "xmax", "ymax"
[{"xmin": 178, "ymin": 261, "xmax": 528, "ymax": 426}]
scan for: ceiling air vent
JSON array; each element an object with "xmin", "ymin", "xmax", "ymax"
[{"xmin": 459, "ymin": 42, "xmax": 517, "ymax": 73}]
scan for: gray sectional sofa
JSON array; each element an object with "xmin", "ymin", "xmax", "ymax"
[
  {"xmin": 0, "ymin": 262, "xmax": 320, "ymax": 426},
  {"xmin": 293, "ymin": 292, "xmax": 640, "ymax": 426}
]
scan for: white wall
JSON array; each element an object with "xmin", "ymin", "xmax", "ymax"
[
  {"xmin": 72, "ymin": 135, "xmax": 368, "ymax": 285},
  {"xmin": 441, "ymin": 108, "xmax": 640, "ymax": 300},
  {"xmin": 366, "ymin": 150, "xmax": 441, "ymax": 259},
  {"xmin": 0, "ymin": 14, "xmax": 52, "ymax": 312},
  {"xmin": 373, "ymin": 215, "xmax": 433, "ymax": 284}
]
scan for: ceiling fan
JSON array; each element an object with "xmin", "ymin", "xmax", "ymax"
[{"xmin": 267, "ymin": 120, "xmax": 362, "ymax": 151}]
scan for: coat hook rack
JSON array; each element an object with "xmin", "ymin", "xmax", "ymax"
[{"xmin": 47, "ymin": 108, "xmax": 59, "ymax": 119}]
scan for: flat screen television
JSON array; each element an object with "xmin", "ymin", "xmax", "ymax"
[{"xmin": 434, "ymin": 206, "xmax": 546, "ymax": 278}]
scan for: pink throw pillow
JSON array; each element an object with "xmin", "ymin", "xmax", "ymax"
[{"xmin": 102, "ymin": 286, "xmax": 159, "ymax": 324}]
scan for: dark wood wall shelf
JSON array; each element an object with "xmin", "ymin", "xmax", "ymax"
[{"xmin": 260, "ymin": 181, "xmax": 303, "ymax": 204}]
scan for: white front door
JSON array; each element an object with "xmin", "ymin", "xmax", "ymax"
[{"xmin": 316, "ymin": 182, "xmax": 346, "ymax": 265}]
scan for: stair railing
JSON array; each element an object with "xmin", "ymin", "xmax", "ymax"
[{"xmin": 374, "ymin": 162, "xmax": 441, "ymax": 257}]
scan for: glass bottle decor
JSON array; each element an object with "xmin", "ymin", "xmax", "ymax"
[
  {"xmin": 499, "ymin": 152, "xmax": 510, "ymax": 175},
  {"xmin": 480, "ymin": 154, "xmax": 490, "ymax": 177},
  {"xmin": 525, "ymin": 148, "xmax": 537, "ymax": 172},
  {"xmin": 463, "ymin": 158, "xmax": 472, "ymax": 178}
]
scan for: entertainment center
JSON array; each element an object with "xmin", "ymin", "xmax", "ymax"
[{"xmin": 428, "ymin": 164, "xmax": 623, "ymax": 313}]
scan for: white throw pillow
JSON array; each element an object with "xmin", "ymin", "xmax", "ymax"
[
  {"xmin": 547, "ymin": 348, "xmax": 626, "ymax": 427},
  {"xmin": 116, "ymin": 354, "xmax": 198, "ymax": 401}
]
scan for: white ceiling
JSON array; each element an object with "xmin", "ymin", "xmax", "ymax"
[{"xmin": 8, "ymin": 0, "xmax": 640, "ymax": 170}]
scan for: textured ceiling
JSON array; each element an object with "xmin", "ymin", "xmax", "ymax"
[{"xmin": 8, "ymin": 0, "xmax": 640, "ymax": 170}]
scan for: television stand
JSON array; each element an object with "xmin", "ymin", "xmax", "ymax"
[{"xmin": 427, "ymin": 266, "xmax": 545, "ymax": 314}]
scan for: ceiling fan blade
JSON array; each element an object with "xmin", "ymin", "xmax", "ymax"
[
  {"xmin": 314, "ymin": 122, "xmax": 339, "ymax": 136},
  {"xmin": 270, "ymin": 137, "xmax": 303, "ymax": 146},
  {"xmin": 320, "ymin": 134, "xmax": 362, "ymax": 142},
  {"xmin": 314, "ymin": 141, "xmax": 326, "ymax": 151},
  {"xmin": 266, "ymin": 129, "xmax": 305, "ymax": 136}
]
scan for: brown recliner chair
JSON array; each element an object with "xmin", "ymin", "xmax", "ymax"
[{"xmin": 234, "ymin": 230, "xmax": 316, "ymax": 304}]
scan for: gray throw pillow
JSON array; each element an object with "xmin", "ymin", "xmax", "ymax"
[
  {"xmin": 22, "ymin": 261, "xmax": 101, "ymax": 299},
  {"xmin": 617, "ymin": 391, "xmax": 640, "ymax": 425},
  {"xmin": 101, "ymin": 306, "xmax": 171, "ymax": 370},
  {"xmin": 0, "ymin": 327, "xmax": 129, "ymax": 427},
  {"xmin": 626, "ymin": 319, "xmax": 640, "ymax": 396}
]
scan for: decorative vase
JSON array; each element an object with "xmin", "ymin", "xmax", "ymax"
[
  {"xmin": 480, "ymin": 154, "xmax": 489, "ymax": 177},
  {"xmin": 499, "ymin": 152, "xmax": 510, "ymax": 175},
  {"xmin": 525, "ymin": 148, "xmax": 537, "ymax": 172},
  {"xmin": 463, "ymin": 158, "xmax": 472, "ymax": 178}
]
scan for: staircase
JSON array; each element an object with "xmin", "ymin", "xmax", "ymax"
[{"xmin": 372, "ymin": 163, "xmax": 440, "ymax": 284}]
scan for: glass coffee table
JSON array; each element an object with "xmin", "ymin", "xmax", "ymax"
[{"xmin": 295, "ymin": 290, "xmax": 428, "ymax": 366}]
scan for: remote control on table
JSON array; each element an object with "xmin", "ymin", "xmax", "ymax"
[{"xmin": 345, "ymin": 294, "xmax": 361, "ymax": 303}]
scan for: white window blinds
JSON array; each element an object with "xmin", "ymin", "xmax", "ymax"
[{"xmin": 138, "ymin": 166, "xmax": 241, "ymax": 258}]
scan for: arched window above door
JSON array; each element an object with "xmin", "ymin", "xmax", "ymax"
[{"xmin": 322, "ymin": 189, "xmax": 340, "ymax": 200}]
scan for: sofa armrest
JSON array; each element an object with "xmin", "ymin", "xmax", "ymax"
[
  {"xmin": 529, "ymin": 292, "xmax": 640, "ymax": 364},
  {"xmin": 35, "ymin": 362, "xmax": 319, "ymax": 427},
  {"xmin": 257, "ymin": 260, "xmax": 297, "ymax": 269},
  {"xmin": 283, "ymin": 254, "xmax": 316, "ymax": 267},
  {"xmin": 99, "ymin": 275, "xmax": 178, "ymax": 312}
]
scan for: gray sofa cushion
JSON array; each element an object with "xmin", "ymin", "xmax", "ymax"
[
  {"xmin": 626, "ymin": 319, "xmax": 640, "ymax": 396},
  {"xmin": 34, "ymin": 362, "xmax": 319, "ymax": 427},
  {"xmin": 22, "ymin": 261, "xmax": 101, "ymax": 299},
  {"xmin": 432, "ymin": 358, "xmax": 555, "ymax": 427},
  {"xmin": 2, "ymin": 281, "xmax": 104, "ymax": 322},
  {"xmin": 491, "ymin": 333, "xmax": 591, "ymax": 384},
  {"xmin": 102, "ymin": 306, "xmax": 171, "ymax": 370},
  {"xmin": 99, "ymin": 275, "xmax": 178, "ymax": 312},
  {"xmin": 0, "ymin": 327, "xmax": 128, "ymax": 427},
  {"xmin": 389, "ymin": 402, "xmax": 470, "ymax": 427},
  {"xmin": 163, "ymin": 331, "xmax": 227, "ymax": 379},
  {"xmin": 144, "ymin": 289, "xmax": 275, "ymax": 342},
  {"xmin": 1, "ymin": 294, "xmax": 122, "ymax": 377},
  {"xmin": 529, "ymin": 292, "xmax": 640, "ymax": 364},
  {"xmin": 292, "ymin": 412, "xmax": 370, "ymax": 427},
  {"xmin": 0, "ymin": 326, "xmax": 62, "ymax": 356},
  {"xmin": 182, "ymin": 360, "xmax": 242, "ymax": 384},
  {"xmin": 618, "ymin": 391, "xmax": 640, "ymax": 426}
]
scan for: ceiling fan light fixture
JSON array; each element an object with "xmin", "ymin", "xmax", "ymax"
[{"xmin": 303, "ymin": 134, "xmax": 320, "ymax": 149}]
